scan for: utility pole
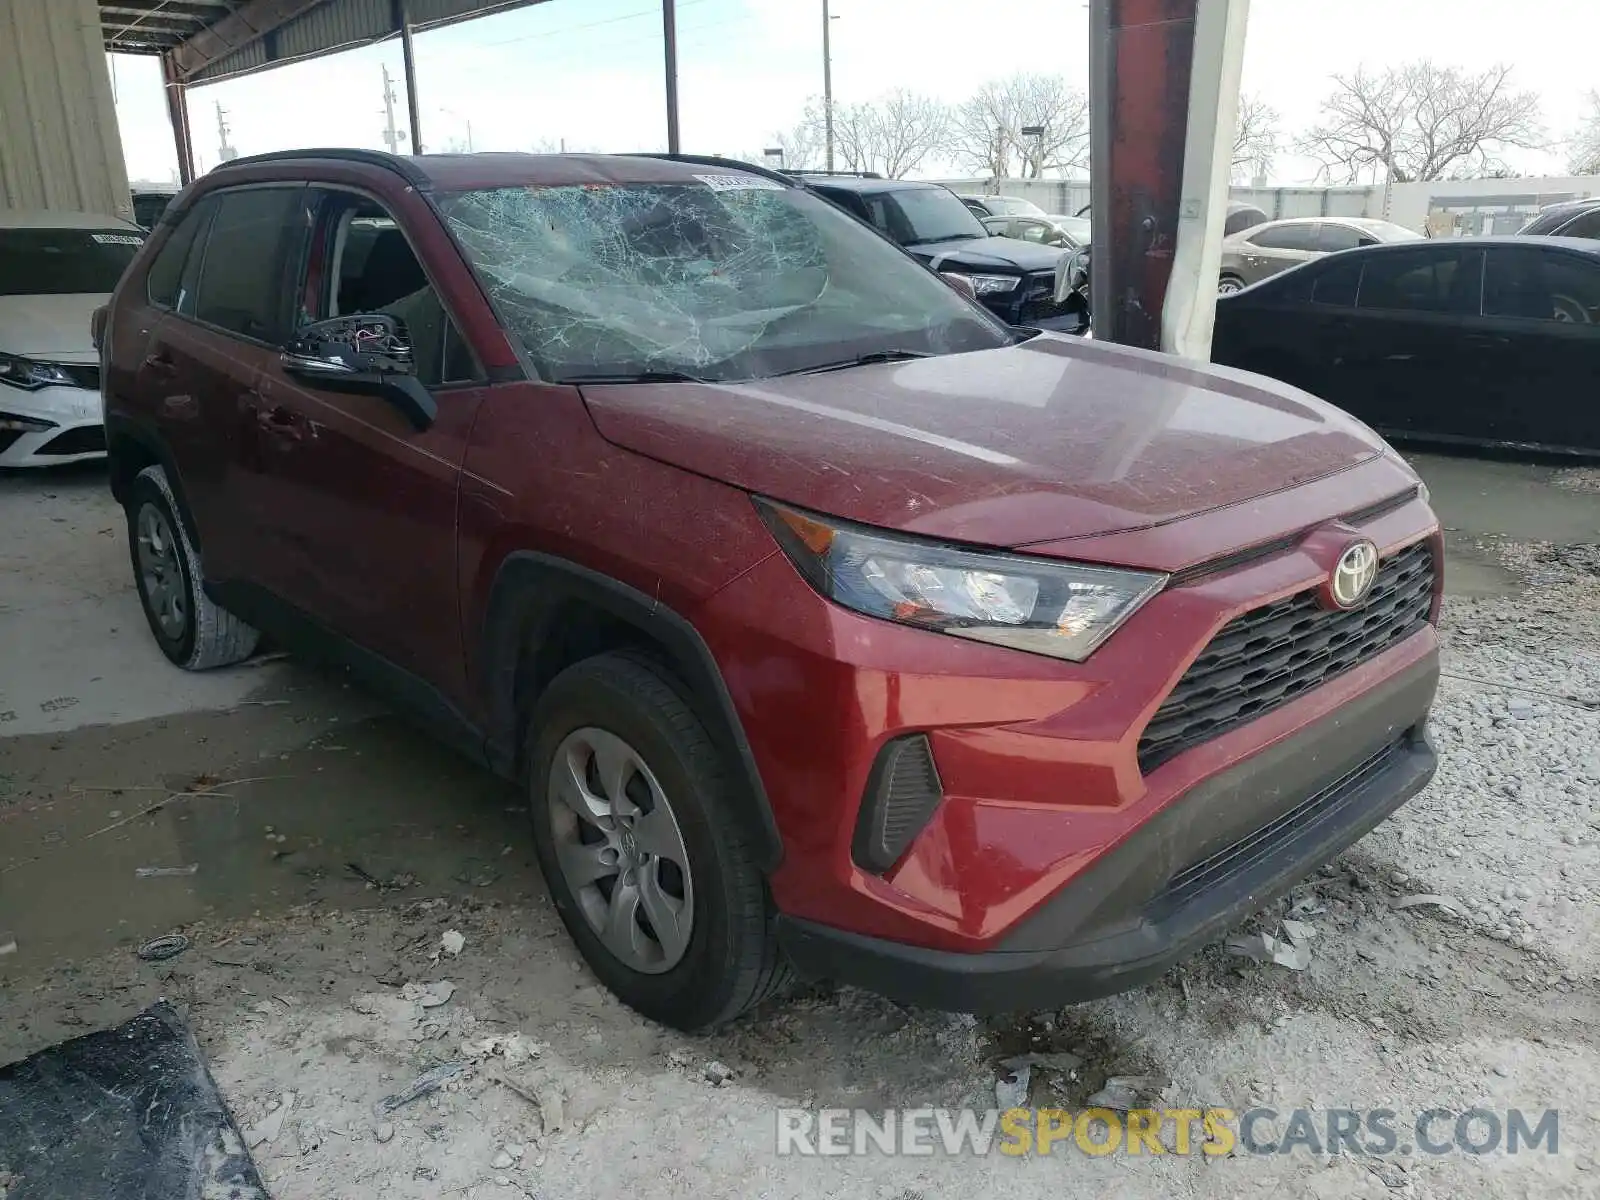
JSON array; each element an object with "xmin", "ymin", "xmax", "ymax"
[
  {"xmin": 381, "ymin": 65, "xmax": 402, "ymax": 154},
  {"xmin": 822, "ymin": 0, "xmax": 835, "ymax": 171},
  {"xmin": 215, "ymin": 101, "xmax": 237, "ymax": 162}
]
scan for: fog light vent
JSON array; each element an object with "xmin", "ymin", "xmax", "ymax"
[{"xmin": 852, "ymin": 734, "xmax": 944, "ymax": 874}]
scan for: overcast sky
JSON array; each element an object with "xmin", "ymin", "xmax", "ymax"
[{"xmin": 112, "ymin": 0, "xmax": 1597, "ymax": 185}]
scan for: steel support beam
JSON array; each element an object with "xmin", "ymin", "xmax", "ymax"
[
  {"xmin": 1088, "ymin": 0, "xmax": 1246, "ymax": 359},
  {"xmin": 399, "ymin": 0, "xmax": 423, "ymax": 154},
  {"xmin": 161, "ymin": 51, "xmax": 196, "ymax": 185}
]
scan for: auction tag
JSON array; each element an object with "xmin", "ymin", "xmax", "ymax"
[
  {"xmin": 694, "ymin": 173, "xmax": 784, "ymax": 193},
  {"xmin": 92, "ymin": 233, "xmax": 143, "ymax": 245}
]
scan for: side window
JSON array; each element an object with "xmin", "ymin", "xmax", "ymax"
[
  {"xmin": 1316, "ymin": 224, "xmax": 1364, "ymax": 252},
  {"xmin": 1019, "ymin": 221, "xmax": 1049, "ymax": 243},
  {"xmin": 1557, "ymin": 209, "xmax": 1600, "ymax": 240},
  {"xmin": 145, "ymin": 199, "xmax": 212, "ymax": 311},
  {"xmin": 1310, "ymin": 258, "xmax": 1361, "ymax": 307},
  {"xmin": 1358, "ymin": 249, "xmax": 1481, "ymax": 314},
  {"xmin": 1249, "ymin": 223, "xmax": 1318, "ymax": 251},
  {"xmin": 193, "ymin": 187, "xmax": 306, "ymax": 342},
  {"xmin": 1485, "ymin": 248, "xmax": 1600, "ymax": 324},
  {"xmin": 303, "ymin": 190, "xmax": 480, "ymax": 388}
]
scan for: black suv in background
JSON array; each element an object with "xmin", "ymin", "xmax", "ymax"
[
  {"xmin": 1519, "ymin": 197, "xmax": 1600, "ymax": 240},
  {"xmin": 796, "ymin": 174, "xmax": 1086, "ymax": 333}
]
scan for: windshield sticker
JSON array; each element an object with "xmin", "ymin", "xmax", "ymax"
[
  {"xmin": 693, "ymin": 173, "xmax": 785, "ymax": 193},
  {"xmin": 91, "ymin": 233, "xmax": 143, "ymax": 245}
]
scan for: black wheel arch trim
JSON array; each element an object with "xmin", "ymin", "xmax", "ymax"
[
  {"xmin": 480, "ymin": 550, "xmax": 783, "ymax": 873},
  {"xmin": 105, "ymin": 413, "xmax": 202, "ymax": 549}
]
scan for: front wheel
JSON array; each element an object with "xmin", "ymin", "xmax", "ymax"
[
  {"xmin": 526, "ymin": 653, "xmax": 789, "ymax": 1030},
  {"xmin": 1217, "ymin": 274, "xmax": 1246, "ymax": 294}
]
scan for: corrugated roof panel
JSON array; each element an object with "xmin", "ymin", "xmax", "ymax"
[{"xmin": 191, "ymin": 0, "xmax": 553, "ymax": 86}]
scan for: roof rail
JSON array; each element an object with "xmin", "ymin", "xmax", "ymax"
[
  {"xmin": 211, "ymin": 147, "xmax": 432, "ymax": 188},
  {"xmin": 623, "ymin": 152, "xmax": 797, "ymax": 188},
  {"xmin": 782, "ymin": 169, "xmax": 883, "ymax": 179}
]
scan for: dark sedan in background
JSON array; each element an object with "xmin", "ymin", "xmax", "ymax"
[{"xmin": 1212, "ymin": 237, "xmax": 1600, "ymax": 456}]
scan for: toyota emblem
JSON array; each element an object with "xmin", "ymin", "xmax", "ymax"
[{"xmin": 1329, "ymin": 540, "xmax": 1379, "ymax": 609}]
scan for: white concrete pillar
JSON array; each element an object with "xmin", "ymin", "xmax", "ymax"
[{"xmin": 0, "ymin": 0, "xmax": 132, "ymax": 219}]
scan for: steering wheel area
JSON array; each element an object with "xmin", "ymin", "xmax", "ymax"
[{"xmin": 1552, "ymin": 293, "xmax": 1592, "ymax": 324}]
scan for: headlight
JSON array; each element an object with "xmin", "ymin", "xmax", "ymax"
[
  {"xmin": 0, "ymin": 354, "xmax": 75, "ymax": 390},
  {"xmin": 757, "ymin": 500, "xmax": 1167, "ymax": 662},
  {"xmin": 948, "ymin": 272, "xmax": 1020, "ymax": 296}
]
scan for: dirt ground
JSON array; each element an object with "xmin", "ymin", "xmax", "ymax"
[{"xmin": 2, "ymin": 454, "xmax": 1597, "ymax": 1200}]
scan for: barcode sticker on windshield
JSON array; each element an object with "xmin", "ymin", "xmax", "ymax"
[
  {"xmin": 91, "ymin": 233, "xmax": 143, "ymax": 245},
  {"xmin": 693, "ymin": 173, "xmax": 784, "ymax": 193}
]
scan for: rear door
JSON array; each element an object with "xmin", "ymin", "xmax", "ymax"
[
  {"xmin": 1237, "ymin": 222, "xmax": 1321, "ymax": 283},
  {"xmin": 1479, "ymin": 245, "xmax": 1600, "ymax": 452},
  {"xmin": 1333, "ymin": 244, "xmax": 1486, "ymax": 441}
]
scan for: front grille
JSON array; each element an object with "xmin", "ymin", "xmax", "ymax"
[
  {"xmin": 1150, "ymin": 738, "xmax": 1404, "ymax": 911},
  {"xmin": 37, "ymin": 424, "xmax": 107, "ymax": 456},
  {"xmin": 1138, "ymin": 540, "xmax": 1435, "ymax": 773},
  {"xmin": 1018, "ymin": 270, "xmax": 1076, "ymax": 325},
  {"xmin": 59, "ymin": 364, "xmax": 102, "ymax": 391}
]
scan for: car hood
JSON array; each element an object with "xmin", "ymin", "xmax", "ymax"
[
  {"xmin": 579, "ymin": 334, "xmax": 1388, "ymax": 548},
  {"xmin": 0, "ymin": 293, "xmax": 105, "ymax": 360},
  {"xmin": 907, "ymin": 235, "xmax": 1066, "ymax": 274}
]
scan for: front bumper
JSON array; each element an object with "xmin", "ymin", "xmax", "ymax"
[
  {"xmin": 0, "ymin": 385, "xmax": 107, "ymax": 467},
  {"xmin": 777, "ymin": 649, "xmax": 1438, "ymax": 1012}
]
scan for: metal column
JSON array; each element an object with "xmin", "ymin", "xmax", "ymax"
[
  {"xmin": 1088, "ymin": 0, "xmax": 1246, "ymax": 358},
  {"xmin": 399, "ymin": 0, "xmax": 423, "ymax": 154},
  {"xmin": 662, "ymin": 0, "xmax": 681, "ymax": 153},
  {"xmin": 161, "ymin": 52, "xmax": 196, "ymax": 185}
]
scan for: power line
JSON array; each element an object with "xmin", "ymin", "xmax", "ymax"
[{"xmin": 490, "ymin": 0, "xmax": 713, "ymax": 48}]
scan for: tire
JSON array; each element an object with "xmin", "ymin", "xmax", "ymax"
[
  {"xmin": 126, "ymin": 464, "xmax": 259, "ymax": 670},
  {"xmin": 1217, "ymin": 273, "xmax": 1246, "ymax": 294},
  {"xmin": 526, "ymin": 652, "xmax": 789, "ymax": 1030}
]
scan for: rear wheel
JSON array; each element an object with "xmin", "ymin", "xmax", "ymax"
[
  {"xmin": 1217, "ymin": 273, "xmax": 1246, "ymax": 294},
  {"xmin": 526, "ymin": 653, "xmax": 788, "ymax": 1030},
  {"xmin": 126, "ymin": 465, "xmax": 259, "ymax": 670}
]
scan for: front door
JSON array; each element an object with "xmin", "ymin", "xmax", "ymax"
[
  {"xmin": 246, "ymin": 187, "xmax": 487, "ymax": 698},
  {"xmin": 1478, "ymin": 245, "xmax": 1600, "ymax": 453}
]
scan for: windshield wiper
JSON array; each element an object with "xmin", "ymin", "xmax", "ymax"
[
  {"xmin": 557, "ymin": 370, "xmax": 710, "ymax": 385},
  {"xmin": 781, "ymin": 349, "xmax": 934, "ymax": 376},
  {"xmin": 901, "ymin": 235, "xmax": 974, "ymax": 247}
]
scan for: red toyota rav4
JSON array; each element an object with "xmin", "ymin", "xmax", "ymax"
[{"xmin": 100, "ymin": 150, "xmax": 1441, "ymax": 1030}]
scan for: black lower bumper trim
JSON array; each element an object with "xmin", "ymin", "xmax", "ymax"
[{"xmin": 777, "ymin": 648, "xmax": 1439, "ymax": 1014}]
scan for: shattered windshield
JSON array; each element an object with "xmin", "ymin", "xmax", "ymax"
[{"xmin": 435, "ymin": 178, "xmax": 1008, "ymax": 383}]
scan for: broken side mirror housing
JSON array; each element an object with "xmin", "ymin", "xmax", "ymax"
[{"xmin": 281, "ymin": 313, "xmax": 436, "ymax": 431}]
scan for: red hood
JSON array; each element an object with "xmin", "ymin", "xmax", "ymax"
[{"xmin": 578, "ymin": 334, "xmax": 1390, "ymax": 549}]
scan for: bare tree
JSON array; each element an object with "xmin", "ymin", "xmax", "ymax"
[
  {"xmin": 949, "ymin": 81, "xmax": 1016, "ymax": 178},
  {"xmin": 1010, "ymin": 74, "xmax": 1090, "ymax": 178},
  {"xmin": 769, "ymin": 99, "xmax": 828, "ymax": 172},
  {"xmin": 946, "ymin": 74, "xmax": 1089, "ymax": 179},
  {"xmin": 803, "ymin": 91, "xmax": 949, "ymax": 179},
  {"xmin": 1232, "ymin": 92, "xmax": 1281, "ymax": 183},
  {"xmin": 1569, "ymin": 90, "xmax": 1600, "ymax": 176},
  {"xmin": 1299, "ymin": 61, "xmax": 1543, "ymax": 184}
]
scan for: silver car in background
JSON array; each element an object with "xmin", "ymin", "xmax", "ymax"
[{"xmin": 1218, "ymin": 216, "xmax": 1421, "ymax": 293}]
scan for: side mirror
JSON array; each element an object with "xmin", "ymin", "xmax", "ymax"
[
  {"xmin": 281, "ymin": 314, "xmax": 436, "ymax": 431},
  {"xmin": 941, "ymin": 272, "xmax": 978, "ymax": 301}
]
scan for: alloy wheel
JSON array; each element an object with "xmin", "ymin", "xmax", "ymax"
[
  {"xmin": 547, "ymin": 727, "xmax": 695, "ymax": 974},
  {"xmin": 135, "ymin": 503, "xmax": 187, "ymax": 640}
]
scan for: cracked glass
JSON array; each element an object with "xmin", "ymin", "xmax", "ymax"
[{"xmin": 435, "ymin": 177, "xmax": 1010, "ymax": 383}]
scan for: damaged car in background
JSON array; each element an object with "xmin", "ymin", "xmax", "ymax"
[{"xmin": 102, "ymin": 149, "xmax": 1442, "ymax": 1031}]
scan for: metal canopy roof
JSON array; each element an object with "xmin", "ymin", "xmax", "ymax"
[{"xmin": 100, "ymin": 0, "xmax": 551, "ymax": 85}]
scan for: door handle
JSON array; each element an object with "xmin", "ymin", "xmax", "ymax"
[
  {"xmin": 256, "ymin": 405, "xmax": 306, "ymax": 442},
  {"xmin": 1465, "ymin": 333, "xmax": 1510, "ymax": 347},
  {"xmin": 144, "ymin": 351, "xmax": 176, "ymax": 376}
]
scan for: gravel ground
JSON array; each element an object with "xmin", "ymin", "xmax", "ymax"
[{"xmin": 2, "ymin": 474, "xmax": 1597, "ymax": 1200}]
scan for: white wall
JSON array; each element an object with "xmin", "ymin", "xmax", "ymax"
[{"xmin": 0, "ymin": 0, "xmax": 132, "ymax": 218}]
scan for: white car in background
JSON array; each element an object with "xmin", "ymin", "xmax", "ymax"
[{"xmin": 0, "ymin": 210, "xmax": 143, "ymax": 467}]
